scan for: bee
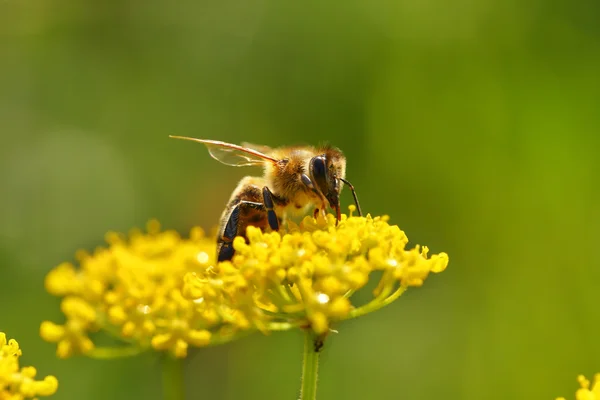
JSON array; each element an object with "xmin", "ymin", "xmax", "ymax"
[{"xmin": 170, "ymin": 136, "xmax": 362, "ymax": 262}]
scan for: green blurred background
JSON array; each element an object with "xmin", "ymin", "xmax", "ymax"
[{"xmin": 1, "ymin": 0, "xmax": 599, "ymax": 399}]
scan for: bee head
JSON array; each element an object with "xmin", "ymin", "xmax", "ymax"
[{"xmin": 309, "ymin": 153, "xmax": 343, "ymax": 221}]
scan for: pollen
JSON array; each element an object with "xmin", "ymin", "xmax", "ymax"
[
  {"xmin": 1, "ymin": 331, "xmax": 59, "ymax": 398},
  {"xmin": 41, "ymin": 221, "xmax": 251, "ymax": 359}
]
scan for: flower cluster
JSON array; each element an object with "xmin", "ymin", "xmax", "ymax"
[
  {"xmin": 0, "ymin": 332, "xmax": 58, "ymax": 398},
  {"xmin": 184, "ymin": 207, "xmax": 449, "ymax": 336},
  {"xmin": 40, "ymin": 221, "xmax": 248, "ymax": 359},
  {"xmin": 41, "ymin": 209, "xmax": 448, "ymax": 358},
  {"xmin": 557, "ymin": 374, "xmax": 600, "ymax": 400}
]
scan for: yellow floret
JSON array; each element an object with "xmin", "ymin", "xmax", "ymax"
[
  {"xmin": 43, "ymin": 210, "xmax": 449, "ymax": 357},
  {"xmin": 1, "ymin": 332, "xmax": 58, "ymax": 398},
  {"xmin": 557, "ymin": 374, "xmax": 600, "ymax": 400},
  {"xmin": 184, "ymin": 210, "xmax": 449, "ymax": 336},
  {"xmin": 41, "ymin": 220, "xmax": 246, "ymax": 359}
]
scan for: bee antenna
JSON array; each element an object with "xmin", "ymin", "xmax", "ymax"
[{"xmin": 339, "ymin": 178, "xmax": 362, "ymax": 217}]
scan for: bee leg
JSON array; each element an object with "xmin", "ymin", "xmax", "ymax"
[
  {"xmin": 218, "ymin": 200, "xmax": 265, "ymax": 262},
  {"xmin": 303, "ymin": 174, "xmax": 324, "ymax": 219},
  {"xmin": 262, "ymin": 186, "xmax": 279, "ymax": 231}
]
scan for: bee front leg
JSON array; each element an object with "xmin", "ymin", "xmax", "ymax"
[
  {"xmin": 303, "ymin": 174, "xmax": 325, "ymax": 219},
  {"xmin": 300, "ymin": 174, "xmax": 325, "ymax": 218},
  {"xmin": 313, "ymin": 207, "xmax": 327, "ymax": 219},
  {"xmin": 301, "ymin": 174, "xmax": 320, "ymax": 196},
  {"xmin": 219, "ymin": 200, "xmax": 265, "ymax": 262},
  {"xmin": 262, "ymin": 186, "xmax": 279, "ymax": 231}
]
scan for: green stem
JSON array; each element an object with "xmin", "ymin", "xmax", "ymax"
[
  {"xmin": 300, "ymin": 330, "xmax": 320, "ymax": 400},
  {"xmin": 284, "ymin": 283, "xmax": 298, "ymax": 302},
  {"xmin": 162, "ymin": 355, "xmax": 185, "ymax": 400},
  {"xmin": 274, "ymin": 283, "xmax": 293, "ymax": 304},
  {"xmin": 346, "ymin": 286, "xmax": 407, "ymax": 320}
]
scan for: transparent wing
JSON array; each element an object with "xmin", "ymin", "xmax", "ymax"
[
  {"xmin": 169, "ymin": 136, "xmax": 279, "ymax": 167},
  {"xmin": 241, "ymin": 142, "xmax": 274, "ymax": 154}
]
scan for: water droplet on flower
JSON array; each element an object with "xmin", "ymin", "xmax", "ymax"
[
  {"xmin": 387, "ymin": 259, "xmax": 398, "ymax": 267},
  {"xmin": 316, "ymin": 293, "xmax": 330, "ymax": 304},
  {"xmin": 297, "ymin": 249, "xmax": 306, "ymax": 257},
  {"xmin": 137, "ymin": 305, "xmax": 151, "ymax": 314},
  {"xmin": 196, "ymin": 252, "xmax": 209, "ymax": 264},
  {"xmin": 193, "ymin": 297, "xmax": 204, "ymax": 304}
]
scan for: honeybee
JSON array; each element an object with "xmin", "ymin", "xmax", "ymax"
[{"xmin": 170, "ymin": 136, "xmax": 362, "ymax": 262}]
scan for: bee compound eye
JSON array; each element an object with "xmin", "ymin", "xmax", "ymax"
[
  {"xmin": 311, "ymin": 156, "xmax": 326, "ymax": 177},
  {"xmin": 310, "ymin": 156, "xmax": 329, "ymax": 194}
]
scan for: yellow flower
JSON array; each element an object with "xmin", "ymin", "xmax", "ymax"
[
  {"xmin": 184, "ymin": 207, "xmax": 449, "ymax": 336},
  {"xmin": 41, "ymin": 220, "xmax": 251, "ymax": 359},
  {"xmin": 0, "ymin": 332, "xmax": 58, "ymax": 398},
  {"xmin": 43, "ymin": 208, "xmax": 449, "ymax": 357},
  {"xmin": 39, "ymin": 297, "xmax": 97, "ymax": 359},
  {"xmin": 557, "ymin": 374, "xmax": 600, "ymax": 400}
]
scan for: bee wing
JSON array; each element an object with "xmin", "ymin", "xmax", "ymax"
[
  {"xmin": 240, "ymin": 142, "xmax": 274, "ymax": 154},
  {"xmin": 169, "ymin": 136, "xmax": 279, "ymax": 167}
]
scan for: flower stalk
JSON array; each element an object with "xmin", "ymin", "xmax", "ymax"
[
  {"xmin": 347, "ymin": 286, "xmax": 407, "ymax": 320},
  {"xmin": 162, "ymin": 355, "xmax": 185, "ymax": 400},
  {"xmin": 300, "ymin": 330, "xmax": 321, "ymax": 400}
]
